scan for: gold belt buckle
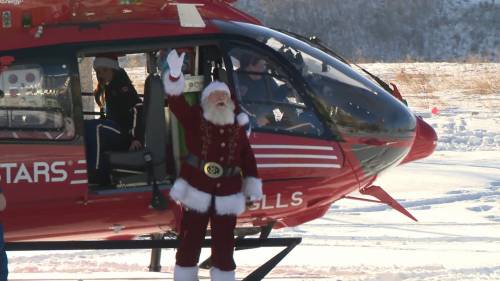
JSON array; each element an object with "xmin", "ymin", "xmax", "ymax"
[{"xmin": 203, "ymin": 162, "xmax": 223, "ymax": 178}]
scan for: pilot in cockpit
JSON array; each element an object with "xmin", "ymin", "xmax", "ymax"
[
  {"xmin": 236, "ymin": 54, "xmax": 290, "ymax": 127},
  {"xmin": 237, "ymin": 55, "xmax": 279, "ymax": 102},
  {"xmin": 234, "ymin": 51, "xmax": 321, "ymax": 135}
]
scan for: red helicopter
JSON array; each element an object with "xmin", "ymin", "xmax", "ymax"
[{"xmin": 0, "ymin": 0, "xmax": 437, "ymax": 278}]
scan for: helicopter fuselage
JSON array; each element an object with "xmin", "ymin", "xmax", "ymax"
[{"xmin": 0, "ymin": 0, "xmax": 436, "ymax": 241}]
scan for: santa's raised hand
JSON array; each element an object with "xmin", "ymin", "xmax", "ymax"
[
  {"xmin": 164, "ymin": 50, "xmax": 186, "ymax": 96},
  {"xmin": 167, "ymin": 49, "xmax": 185, "ymax": 79}
]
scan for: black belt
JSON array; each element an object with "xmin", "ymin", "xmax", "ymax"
[{"xmin": 185, "ymin": 154, "xmax": 241, "ymax": 178}]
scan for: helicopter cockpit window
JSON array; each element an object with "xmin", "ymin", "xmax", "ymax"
[
  {"xmin": 0, "ymin": 63, "xmax": 75, "ymax": 140},
  {"xmin": 228, "ymin": 46, "xmax": 324, "ymax": 137},
  {"xmin": 216, "ymin": 21, "xmax": 415, "ymax": 138},
  {"xmin": 267, "ymin": 39, "xmax": 406, "ymax": 136}
]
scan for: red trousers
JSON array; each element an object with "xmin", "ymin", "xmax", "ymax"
[{"xmin": 176, "ymin": 206, "xmax": 237, "ymax": 271}]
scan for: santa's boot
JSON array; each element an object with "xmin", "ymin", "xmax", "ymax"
[
  {"xmin": 174, "ymin": 265, "xmax": 198, "ymax": 281},
  {"xmin": 210, "ymin": 267, "xmax": 235, "ymax": 281}
]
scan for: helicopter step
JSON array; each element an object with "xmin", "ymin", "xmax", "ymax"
[{"xmin": 6, "ymin": 237, "xmax": 302, "ymax": 281}]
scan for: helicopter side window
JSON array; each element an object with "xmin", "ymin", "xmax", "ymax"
[
  {"xmin": 228, "ymin": 46, "xmax": 324, "ymax": 137},
  {"xmin": 0, "ymin": 63, "xmax": 75, "ymax": 140}
]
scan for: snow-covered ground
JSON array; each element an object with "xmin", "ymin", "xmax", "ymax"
[{"xmin": 7, "ymin": 63, "xmax": 500, "ymax": 280}]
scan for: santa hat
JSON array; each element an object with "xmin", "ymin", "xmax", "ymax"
[
  {"xmin": 93, "ymin": 55, "xmax": 120, "ymax": 70},
  {"xmin": 201, "ymin": 81, "xmax": 230, "ymax": 102}
]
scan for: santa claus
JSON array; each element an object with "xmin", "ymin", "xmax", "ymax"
[{"xmin": 163, "ymin": 49, "xmax": 262, "ymax": 281}]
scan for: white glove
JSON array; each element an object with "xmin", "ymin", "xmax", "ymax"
[{"xmin": 167, "ymin": 49, "xmax": 186, "ymax": 79}]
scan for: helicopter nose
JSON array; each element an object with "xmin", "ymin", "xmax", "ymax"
[{"xmin": 401, "ymin": 116, "xmax": 437, "ymax": 164}]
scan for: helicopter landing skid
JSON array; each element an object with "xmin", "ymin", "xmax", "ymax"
[{"xmin": 6, "ymin": 237, "xmax": 301, "ymax": 281}]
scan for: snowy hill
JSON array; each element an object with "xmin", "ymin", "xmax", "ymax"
[{"xmin": 235, "ymin": 0, "xmax": 499, "ymax": 62}]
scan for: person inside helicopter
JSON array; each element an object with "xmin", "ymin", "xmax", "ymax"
[
  {"xmin": 84, "ymin": 55, "xmax": 143, "ymax": 185},
  {"xmin": 234, "ymin": 51, "xmax": 315, "ymax": 133},
  {"xmin": 236, "ymin": 53, "xmax": 291, "ymax": 127},
  {"xmin": 237, "ymin": 55, "xmax": 280, "ymax": 101}
]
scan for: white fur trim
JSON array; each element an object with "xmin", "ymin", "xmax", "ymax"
[
  {"xmin": 163, "ymin": 72, "xmax": 185, "ymax": 96},
  {"xmin": 174, "ymin": 265, "xmax": 198, "ymax": 281},
  {"xmin": 210, "ymin": 267, "xmax": 235, "ymax": 281},
  {"xmin": 169, "ymin": 178, "xmax": 188, "ymax": 202},
  {"xmin": 201, "ymin": 81, "xmax": 230, "ymax": 102},
  {"xmin": 242, "ymin": 177, "xmax": 263, "ymax": 201},
  {"xmin": 93, "ymin": 57, "xmax": 119, "ymax": 70},
  {"xmin": 237, "ymin": 112, "xmax": 249, "ymax": 126},
  {"xmin": 169, "ymin": 178, "xmax": 211, "ymax": 213},
  {"xmin": 214, "ymin": 192, "xmax": 246, "ymax": 216}
]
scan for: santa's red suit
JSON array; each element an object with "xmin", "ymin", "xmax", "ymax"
[{"xmin": 164, "ymin": 51, "xmax": 262, "ymax": 281}]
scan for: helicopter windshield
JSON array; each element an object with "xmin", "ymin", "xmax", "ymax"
[
  {"xmin": 216, "ymin": 21, "xmax": 415, "ymax": 139},
  {"xmin": 0, "ymin": 60, "xmax": 75, "ymax": 140}
]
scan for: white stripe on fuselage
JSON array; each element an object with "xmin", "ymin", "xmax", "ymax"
[
  {"xmin": 251, "ymin": 145, "xmax": 333, "ymax": 151},
  {"xmin": 257, "ymin": 163, "xmax": 341, "ymax": 169},
  {"xmin": 255, "ymin": 154, "xmax": 338, "ymax": 160}
]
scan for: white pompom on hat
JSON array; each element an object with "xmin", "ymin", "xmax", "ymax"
[
  {"xmin": 201, "ymin": 81, "xmax": 230, "ymax": 102},
  {"xmin": 93, "ymin": 55, "xmax": 120, "ymax": 70}
]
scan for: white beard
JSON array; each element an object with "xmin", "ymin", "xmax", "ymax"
[{"xmin": 201, "ymin": 99, "xmax": 235, "ymax": 126}]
